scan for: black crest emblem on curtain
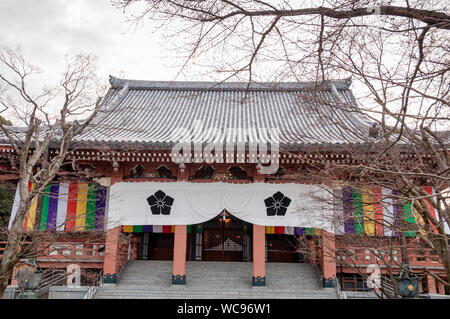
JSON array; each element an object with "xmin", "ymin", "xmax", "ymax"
[
  {"xmin": 264, "ymin": 191, "xmax": 291, "ymax": 216},
  {"xmin": 147, "ymin": 190, "xmax": 174, "ymax": 215}
]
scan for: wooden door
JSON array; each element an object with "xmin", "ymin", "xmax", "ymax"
[
  {"xmin": 147, "ymin": 233, "xmax": 174, "ymax": 260},
  {"xmin": 266, "ymin": 234, "xmax": 300, "ymax": 262},
  {"xmin": 203, "ymin": 230, "xmax": 243, "ymax": 261}
]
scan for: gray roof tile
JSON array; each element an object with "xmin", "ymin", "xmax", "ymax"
[{"xmin": 76, "ymin": 76, "xmax": 374, "ymax": 148}]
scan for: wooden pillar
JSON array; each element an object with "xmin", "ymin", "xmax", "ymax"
[
  {"xmin": 252, "ymin": 224, "xmax": 266, "ymax": 286},
  {"xmin": 130, "ymin": 235, "xmax": 140, "ymax": 261},
  {"xmin": 321, "ymin": 230, "xmax": 336, "ymax": 288},
  {"xmin": 103, "ymin": 226, "xmax": 121, "ymax": 284},
  {"xmin": 10, "ymin": 267, "xmax": 18, "ymax": 286},
  {"xmin": 426, "ymin": 275, "xmax": 437, "ymax": 294},
  {"xmin": 101, "ymin": 163, "xmax": 124, "ymax": 284},
  {"xmin": 172, "ymin": 225, "xmax": 187, "ymax": 285},
  {"xmin": 437, "ymin": 280, "xmax": 445, "ymax": 295}
]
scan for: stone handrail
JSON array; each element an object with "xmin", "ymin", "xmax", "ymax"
[{"xmin": 83, "ymin": 270, "xmax": 103, "ymax": 299}]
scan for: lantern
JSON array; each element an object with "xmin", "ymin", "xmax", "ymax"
[{"xmin": 395, "ymin": 263, "xmax": 419, "ymax": 298}]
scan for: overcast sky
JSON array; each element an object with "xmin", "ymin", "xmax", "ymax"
[{"xmin": 0, "ymin": 0, "xmax": 180, "ymax": 86}]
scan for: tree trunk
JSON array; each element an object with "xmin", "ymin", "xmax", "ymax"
[
  {"xmin": 0, "ymin": 201, "xmax": 29, "ymax": 298},
  {"xmin": 0, "ymin": 239, "xmax": 21, "ymax": 298}
]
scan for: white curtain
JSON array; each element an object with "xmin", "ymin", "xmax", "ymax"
[{"xmin": 107, "ymin": 182, "xmax": 334, "ymax": 231}]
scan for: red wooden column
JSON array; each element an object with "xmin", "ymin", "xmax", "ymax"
[
  {"xmin": 426, "ymin": 275, "xmax": 437, "ymax": 294},
  {"xmin": 437, "ymin": 280, "xmax": 445, "ymax": 295},
  {"xmin": 172, "ymin": 225, "xmax": 187, "ymax": 285},
  {"xmin": 10, "ymin": 267, "xmax": 18, "ymax": 286},
  {"xmin": 102, "ymin": 172, "xmax": 123, "ymax": 284},
  {"xmin": 103, "ymin": 226, "xmax": 121, "ymax": 284},
  {"xmin": 252, "ymin": 224, "xmax": 266, "ymax": 286},
  {"xmin": 321, "ymin": 230, "xmax": 337, "ymax": 288}
]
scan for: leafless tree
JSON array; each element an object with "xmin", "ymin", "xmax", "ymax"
[
  {"xmin": 0, "ymin": 46, "xmax": 106, "ymax": 297},
  {"xmin": 114, "ymin": 0, "xmax": 449, "ymax": 291}
]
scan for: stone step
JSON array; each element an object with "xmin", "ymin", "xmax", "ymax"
[
  {"xmin": 96, "ymin": 290, "xmax": 335, "ymax": 298},
  {"xmin": 96, "ymin": 295, "xmax": 336, "ymax": 299},
  {"xmin": 95, "ymin": 295, "xmax": 336, "ymax": 299},
  {"xmin": 114, "ymin": 282, "xmax": 320, "ymax": 287},
  {"xmin": 95, "ymin": 261, "xmax": 335, "ymax": 299}
]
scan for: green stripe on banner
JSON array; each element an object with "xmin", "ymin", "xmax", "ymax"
[
  {"xmin": 85, "ymin": 183, "xmax": 98, "ymax": 230},
  {"xmin": 304, "ymin": 228, "xmax": 315, "ymax": 235},
  {"xmin": 187, "ymin": 225, "xmax": 192, "ymax": 234},
  {"xmin": 352, "ymin": 188, "xmax": 364, "ymax": 235},
  {"xmin": 196, "ymin": 224, "xmax": 203, "ymax": 234},
  {"xmin": 403, "ymin": 200, "xmax": 416, "ymax": 237},
  {"xmin": 133, "ymin": 225, "xmax": 143, "ymax": 233},
  {"xmin": 39, "ymin": 184, "xmax": 52, "ymax": 231}
]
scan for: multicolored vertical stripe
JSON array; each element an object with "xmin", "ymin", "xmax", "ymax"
[
  {"xmin": 339, "ymin": 186, "xmax": 441, "ymax": 237},
  {"xmin": 75, "ymin": 183, "xmax": 89, "ymax": 231},
  {"xmin": 121, "ymin": 224, "xmax": 204, "ymax": 234},
  {"xmin": 265, "ymin": 226, "xmax": 321, "ymax": 235},
  {"xmin": 423, "ymin": 186, "xmax": 438, "ymax": 234},
  {"xmin": 11, "ymin": 182, "xmax": 108, "ymax": 232},
  {"xmin": 121, "ymin": 225, "xmax": 321, "ymax": 236},
  {"xmin": 23, "ymin": 182, "xmax": 39, "ymax": 231},
  {"xmin": 372, "ymin": 187, "xmax": 384, "ymax": 236},
  {"xmin": 342, "ymin": 186, "xmax": 383, "ymax": 236}
]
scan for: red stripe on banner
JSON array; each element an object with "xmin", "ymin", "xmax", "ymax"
[
  {"xmin": 65, "ymin": 183, "xmax": 79, "ymax": 231},
  {"xmin": 423, "ymin": 186, "xmax": 439, "ymax": 234},
  {"xmin": 274, "ymin": 226, "xmax": 284, "ymax": 234},
  {"xmin": 162, "ymin": 225, "xmax": 172, "ymax": 233},
  {"xmin": 372, "ymin": 186, "xmax": 384, "ymax": 236}
]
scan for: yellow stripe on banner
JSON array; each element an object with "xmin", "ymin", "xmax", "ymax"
[
  {"xmin": 123, "ymin": 225, "xmax": 133, "ymax": 233},
  {"xmin": 171, "ymin": 225, "xmax": 175, "ymax": 233},
  {"xmin": 314, "ymin": 228, "xmax": 322, "ymax": 236},
  {"xmin": 265, "ymin": 226, "xmax": 275, "ymax": 234},
  {"xmin": 362, "ymin": 187, "xmax": 375, "ymax": 236},
  {"xmin": 75, "ymin": 183, "xmax": 89, "ymax": 231},
  {"xmin": 26, "ymin": 184, "xmax": 38, "ymax": 231},
  {"xmin": 414, "ymin": 207, "xmax": 426, "ymax": 237}
]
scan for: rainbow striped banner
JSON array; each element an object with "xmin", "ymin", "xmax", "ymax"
[
  {"xmin": 265, "ymin": 226, "xmax": 321, "ymax": 236},
  {"xmin": 121, "ymin": 224, "xmax": 203, "ymax": 234},
  {"xmin": 120, "ymin": 224, "xmax": 319, "ymax": 236},
  {"xmin": 422, "ymin": 186, "xmax": 439, "ymax": 234},
  {"xmin": 340, "ymin": 186, "xmax": 439, "ymax": 237},
  {"xmin": 11, "ymin": 182, "xmax": 108, "ymax": 232},
  {"xmin": 23, "ymin": 183, "xmax": 39, "ymax": 231},
  {"xmin": 343, "ymin": 186, "xmax": 397, "ymax": 236}
]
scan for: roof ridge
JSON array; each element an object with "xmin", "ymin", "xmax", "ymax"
[{"xmin": 109, "ymin": 76, "xmax": 352, "ymax": 91}]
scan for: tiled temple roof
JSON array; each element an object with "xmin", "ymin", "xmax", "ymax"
[{"xmin": 73, "ymin": 76, "xmax": 376, "ymax": 150}]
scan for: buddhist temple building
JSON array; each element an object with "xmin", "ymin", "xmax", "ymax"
[{"xmin": 1, "ymin": 76, "xmax": 448, "ymax": 297}]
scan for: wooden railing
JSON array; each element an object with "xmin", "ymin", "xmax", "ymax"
[
  {"xmin": 336, "ymin": 246, "xmax": 444, "ymax": 269},
  {"xmin": 40, "ymin": 242, "xmax": 106, "ymax": 261},
  {"xmin": 36, "ymin": 269, "xmax": 68, "ymax": 290}
]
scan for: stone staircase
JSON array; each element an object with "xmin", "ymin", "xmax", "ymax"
[{"xmin": 95, "ymin": 261, "xmax": 337, "ymax": 299}]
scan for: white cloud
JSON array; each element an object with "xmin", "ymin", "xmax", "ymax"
[{"xmin": 0, "ymin": 0, "xmax": 180, "ymax": 86}]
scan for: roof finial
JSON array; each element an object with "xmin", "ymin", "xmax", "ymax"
[{"xmin": 109, "ymin": 75, "xmax": 122, "ymax": 89}]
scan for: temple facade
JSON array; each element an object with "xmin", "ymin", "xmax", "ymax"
[{"xmin": 1, "ymin": 76, "xmax": 448, "ymax": 296}]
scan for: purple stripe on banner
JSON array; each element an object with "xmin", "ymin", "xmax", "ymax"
[
  {"xmin": 298, "ymin": 227, "xmax": 305, "ymax": 235},
  {"xmin": 94, "ymin": 186, "xmax": 107, "ymax": 230},
  {"xmin": 343, "ymin": 187, "xmax": 355, "ymax": 234},
  {"xmin": 46, "ymin": 184, "xmax": 59, "ymax": 231},
  {"xmin": 392, "ymin": 189, "xmax": 400, "ymax": 237},
  {"xmin": 294, "ymin": 227, "xmax": 301, "ymax": 235},
  {"xmin": 143, "ymin": 225, "xmax": 153, "ymax": 233}
]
